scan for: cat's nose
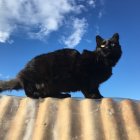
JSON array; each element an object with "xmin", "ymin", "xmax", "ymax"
[{"xmin": 106, "ymin": 40, "xmax": 111, "ymax": 45}]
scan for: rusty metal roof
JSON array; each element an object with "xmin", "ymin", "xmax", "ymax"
[{"xmin": 0, "ymin": 95, "xmax": 140, "ymax": 140}]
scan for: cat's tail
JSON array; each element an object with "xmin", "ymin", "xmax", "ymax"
[{"xmin": 0, "ymin": 78, "xmax": 22, "ymax": 93}]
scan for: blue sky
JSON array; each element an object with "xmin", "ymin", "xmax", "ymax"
[{"xmin": 0, "ymin": 0, "xmax": 140, "ymax": 100}]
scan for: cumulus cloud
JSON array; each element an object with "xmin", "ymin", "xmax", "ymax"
[
  {"xmin": 63, "ymin": 18, "xmax": 87, "ymax": 48},
  {"xmin": 0, "ymin": 31, "xmax": 11, "ymax": 43},
  {"xmin": 0, "ymin": 0, "xmax": 103, "ymax": 48},
  {"xmin": 88, "ymin": 0, "xmax": 96, "ymax": 8},
  {"xmin": 0, "ymin": 0, "xmax": 75, "ymax": 43}
]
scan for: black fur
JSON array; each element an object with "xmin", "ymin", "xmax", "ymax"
[{"xmin": 0, "ymin": 33, "xmax": 122, "ymax": 99}]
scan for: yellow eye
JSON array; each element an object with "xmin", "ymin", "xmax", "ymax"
[{"xmin": 101, "ymin": 45, "xmax": 105, "ymax": 48}]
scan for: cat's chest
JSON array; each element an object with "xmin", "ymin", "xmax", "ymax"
[{"xmin": 94, "ymin": 65, "xmax": 112, "ymax": 83}]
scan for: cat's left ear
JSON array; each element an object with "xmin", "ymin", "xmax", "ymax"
[
  {"xmin": 96, "ymin": 35, "xmax": 103, "ymax": 46},
  {"xmin": 112, "ymin": 33, "xmax": 119, "ymax": 43}
]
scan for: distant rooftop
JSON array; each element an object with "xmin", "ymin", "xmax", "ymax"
[{"xmin": 0, "ymin": 95, "xmax": 140, "ymax": 140}]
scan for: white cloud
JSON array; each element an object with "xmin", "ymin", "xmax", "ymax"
[
  {"xmin": 98, "ymin": 0, "xmax": 105, "ymax": 19},
  {"xmin": 95, "ymin": 25, "xmax": 100, "ymax": 35},
  {"xmin": 0, "ymin": 31, "xmax": 10, "ymax": 43},
  {"xmin": 73, "ymin": 4, "xmax": 86, "ymax": 14},
  {"xmin": 98, "ymin": 11, "xmax": 103, "ymax": 19},
  {"xmin": 0, "ymin": 0, "xmax": 75, "ymax": 43},
  {"xmin": 0, "ymin": 0, "xmax": 104, "ymax": 45},
  {"xmin": 63, "ymin": 18, "xmax": 87, "ymax": 48},
  {"xmin": 88, "ymin": 0, "xmax": 96, "ymax": 8}
]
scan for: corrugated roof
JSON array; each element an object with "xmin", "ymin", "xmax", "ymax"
[{"xmin": 0, "ymin": 95, "xmax": 140, "ymax": 140}]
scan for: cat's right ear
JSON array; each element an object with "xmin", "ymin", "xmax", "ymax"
[
  {"xmin": 111, "ymin": 33, "xmax": 119, "ymax": 43},
  {"xmin": 96, "ymin": 35, "xmax": 103, "ymax": 46}
]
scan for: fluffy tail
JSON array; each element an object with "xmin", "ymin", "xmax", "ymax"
[{"xmin": 0, "ymin": 78, "xmax": 22, "ymax": 93}]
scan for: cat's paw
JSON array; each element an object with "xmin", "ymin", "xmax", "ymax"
[
  {"xmin": 58, "ymin": 93, "xmax": 71, "ymax": 98},
  {"xmin": 90, "ymin": 94, "xmax": 104, "ymax": 99}
]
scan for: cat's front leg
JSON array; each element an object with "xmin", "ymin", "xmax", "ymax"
[{"xmin": 82, "ymin": 86, "xmax": 103, "ymax": 99}]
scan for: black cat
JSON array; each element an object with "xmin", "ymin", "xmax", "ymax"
[{"xmin": 0, "ymin": 33, "xmax": 122, "ymax": 99}]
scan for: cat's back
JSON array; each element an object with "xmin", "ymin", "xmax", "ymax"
[
  {"xmin": 21, "ymin": 48, "xmax": 80, "ymax": 72},
  {"xmin": 31, "ymin": 48, "xmax": 80, "ymax": 61}
]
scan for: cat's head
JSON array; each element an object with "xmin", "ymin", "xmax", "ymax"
[{"xmin": 96, "ymin": 33, "xmax": 122, "ymax": 66}]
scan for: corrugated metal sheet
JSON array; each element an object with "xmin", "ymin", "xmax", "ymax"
[{"xmin": 0, "ymin": 95, "xmax": 140, "ymax": 140}]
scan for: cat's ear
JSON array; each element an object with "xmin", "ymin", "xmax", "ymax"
[
  {"xmin": 112, "ymin": 33, "xmax": 119, "ymax": 43},
  {"xmin": 96, "ymin": 35, "xmax": 103, "ymax": 46}
]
